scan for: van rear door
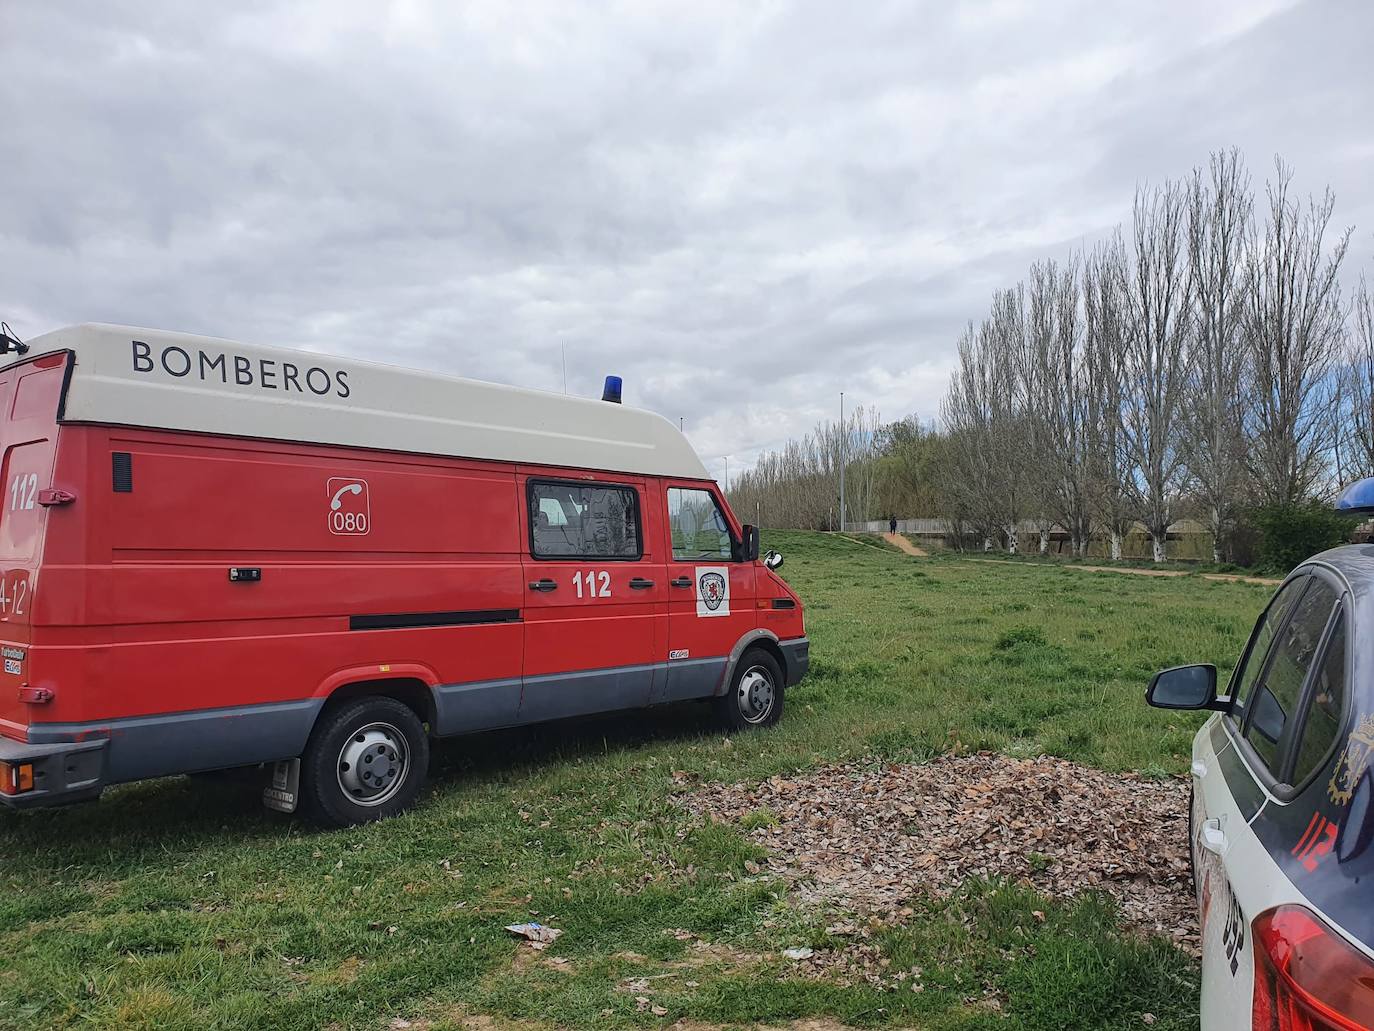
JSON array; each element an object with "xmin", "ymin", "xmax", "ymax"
[{"xmin": 0, "ymin": 352, "xmax": 69, "ymax": 741}]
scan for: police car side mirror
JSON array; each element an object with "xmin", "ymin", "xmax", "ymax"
[
  {"xmin": 763, "ymin": 549, "xmax": 784, "ymax": 571},
  {"xmin": 1146, "ymin": 664, "xmax": 1223, "ymax": 710}
]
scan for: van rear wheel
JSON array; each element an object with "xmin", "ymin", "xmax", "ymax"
[
  {"xmin": 301, "ymin": 697, "xmax": 429, "ymax": 828},
  {"xmin": 714, "ymin": 648, "xmax": 784, "ymax": 731}
]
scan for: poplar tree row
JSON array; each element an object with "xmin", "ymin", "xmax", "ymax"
[{"xmin": 941, "ymin": 150, "xmax": 1368, "ymax": 562}]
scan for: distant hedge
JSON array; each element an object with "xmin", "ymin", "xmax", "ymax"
[{"xmin": 1251, "ymin": 503, "xmax": 1359, "ymax": 573}]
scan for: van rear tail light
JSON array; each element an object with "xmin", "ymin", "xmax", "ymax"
[
  {"xmin": 1253, "ymin": 905, "xmax": 1374, "ymax": 1030},
  {"xmin": 0, "ymin": 760, "xmax": 34, "ymax": 795}
]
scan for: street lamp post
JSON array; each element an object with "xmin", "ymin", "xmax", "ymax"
[{"xmin": 839, "ymin": 391, "xmax": 846, "ymax": 532}]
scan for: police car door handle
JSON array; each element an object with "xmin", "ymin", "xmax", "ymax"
[
  {"xmin": 1201, "ymin": 818, "xmax": 1227, "ymax": 856},
  {"xmin": 671, "ymin": 577, "xmax": 692, "ymax": 588},
  {"xmin": 528, "ymin": 579, "xmax": 558, "ymax": 592},
  {"xmin": 629, "ymin": 578, "xmax": 655, "ymax": 590}
]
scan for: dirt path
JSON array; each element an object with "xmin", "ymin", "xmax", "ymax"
[
  {"xmin": 882, "ymin": 531, "xmax": 928, "ymax": 557},
  {"xmin": 968, "ymin": 557, "xmax": 1278, "ymax": 586}
]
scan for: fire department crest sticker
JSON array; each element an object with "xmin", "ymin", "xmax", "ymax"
[
  {"xmin": 696, "ymin": 567, "xmax": 729, "ymax": 618},
  {"xmin": 1329, "ymin": 713, "xmax": 1374, "ymax": 806}
]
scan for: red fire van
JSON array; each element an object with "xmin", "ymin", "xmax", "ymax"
[{"xmin": 0, "ymin": 325, "xmax": 807, "ymax": 826}]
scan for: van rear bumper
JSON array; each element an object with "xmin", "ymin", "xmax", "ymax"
[
  {"xmin": 780, "ymin": 637, "xmax": 810, "ymax": 686},
  {"xmin": 0, "ymin": 735, "xmax": 107, "ymax": 810}
]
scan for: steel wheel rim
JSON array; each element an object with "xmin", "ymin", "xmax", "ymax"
[
  {"xmin": 336, "ymin": 721, "xmax": 409, "ymax": 807},
  {"xmin": 737, "ymin": 665, "xmax": 776, "ymax": 724}
]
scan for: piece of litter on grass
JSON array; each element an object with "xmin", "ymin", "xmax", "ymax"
[
  {"xmin": 782, "ymin": 946, "xmax": 814, "ymax": 960},
  {"xmin": 504, "ymin": 922, "xmax": 563, "ymax": 948}
]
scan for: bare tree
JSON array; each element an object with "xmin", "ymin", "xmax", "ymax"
[
  {"xmin": 1245, "ymin": 158, "xmax": 1353, "ymax": 504},
  {"xmin": 985, "ymin": 287, "xmax": 1032, "ymax": 553},
  {"xmin": 1084, "ymin": 235, "xmax": 1135, "ymax": 559},
  {"xmin": 1183, "ymin": 149, "xmax": 1252, "ymax": 561},
  {"xmin": 729, "ymin": 406, "xmax": 884, "ymax": 529},
  {"xmin": 1026, "ymin": 256, "xmax": 1092, "ymax": 555},
  {"xmin": 941, "ymin": 322, "xmax": 1004, "ymax": 549},
  {"xmin": 1122, "ymin": 181, "xmax": 1193, "ymax": 562},
  {"xmin": 1339, "ymin": 275, "xmax": 1374, "ymax": 480}
]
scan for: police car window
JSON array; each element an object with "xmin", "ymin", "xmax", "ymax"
[
  {"xmin": 668, "ymin": 488, "xmax": 732, "ymax": 561},
  {"xmin": 1229, "ymin": 576, "xmax": 1307, "ymax": 726},
  {"xmin": 1290, "ymin": 611, "xmax": 1345, "ymax": 786},
  {"xmin": 529, "ymin": 482, "xmax": 641, "ymax": 559},
  {"xmin": 1244, "ymin": 578, "xmax": 1336, "ymax": 777}
]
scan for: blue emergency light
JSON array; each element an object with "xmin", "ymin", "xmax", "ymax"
[
  {"xmin": 1336, "ymin": 477, "xmax": 1374, "ymax": 514},
  {"xmin": 601, "ymin": 375, "xmax": 622, "ymax": 404}
]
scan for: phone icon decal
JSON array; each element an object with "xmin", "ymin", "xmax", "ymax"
[{"xmin": 327, "ymin": 477, "xmax": 370, "ymax": 536}]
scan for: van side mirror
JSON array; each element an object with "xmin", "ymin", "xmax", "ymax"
[
  {"xmin": 763, "ymin": 549, "xmax": 784, "ymax": 571},
  {"xmin": 738, "ymin": 524, "xmax": 760, "ymax": 562},
  {"xmin": 1146, "ymin": 664, "xmax": 1224, "ymax": 710}
]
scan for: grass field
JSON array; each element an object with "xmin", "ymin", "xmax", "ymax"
[{"xmin": 0, "ymin": 532, "xmax": 1274, "ymax": 1030}]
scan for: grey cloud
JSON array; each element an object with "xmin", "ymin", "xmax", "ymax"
[{"xmin": 2, "ymin": 0, "xmax": 1371, "ymax": 486}]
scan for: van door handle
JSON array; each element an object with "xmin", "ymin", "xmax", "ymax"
[
  {"xmin": 629, "ymin": 578, "xmax": 655, "ymax": 590},
  {"xmin": 671, "ymin": 577, "xmax": 692, "ymax": 588},
  {"xmin": 1200, "ymin": 818, "xmax": 1227, "ymax": 856},
  {"xmin": 528, "ymin": 579, "xmax": 558, "ymax": 592}
]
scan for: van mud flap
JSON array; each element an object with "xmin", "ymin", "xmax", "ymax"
[{"xmin": 262, "ymin": 758, "xmax": 301, "ymax": 813}]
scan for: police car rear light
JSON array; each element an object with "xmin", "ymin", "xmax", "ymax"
[
  {"xmin": 0, "ymin": 760, "xmax": 34, "ymax": 795},
  {"xmin": 1252, "ymin": 905, "xmax": 1374, "ymax": 1030}
]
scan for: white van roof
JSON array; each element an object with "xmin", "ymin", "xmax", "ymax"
[{"xmin": 23, "ymin": 324, "xmax": 710, "ymax": 480}]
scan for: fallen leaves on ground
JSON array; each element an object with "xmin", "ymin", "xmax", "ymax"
[{"xmin": 680, "ymin": 752, "xmax": 1196, "ymax": 951}]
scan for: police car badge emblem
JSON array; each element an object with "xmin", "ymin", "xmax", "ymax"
[{"xmin": 1329, "ymin": 713, "xmax": 1374, "ymax": 806}]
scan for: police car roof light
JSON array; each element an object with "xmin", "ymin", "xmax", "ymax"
[
  {"xmin": 1336, "ymin": 476, "xmax": 1374, "ymax": 514},
  {"xmin": 601, "ymin": 375, "xmax": 622, "ymax": 404}
]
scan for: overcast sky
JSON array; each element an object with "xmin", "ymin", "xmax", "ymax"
[{"xmin": 3, "ymin": 1, "xmax": 1371, "ymax": 482}]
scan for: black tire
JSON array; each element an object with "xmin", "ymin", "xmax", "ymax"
[
  {"xmin": 713, "ymin": 648, "xmax": 785, "ymax": 731},
  {"xmin": 300, "ymin": 697, "xmax": 430, "ymax": 828}
]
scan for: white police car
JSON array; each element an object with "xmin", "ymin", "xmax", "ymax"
[{"xmin": 1147, "ymin": 479, "xmax": 1374, "ymax": 1029}]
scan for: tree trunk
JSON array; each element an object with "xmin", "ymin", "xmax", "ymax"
[
  {"xmin": 1151, "ymin": 535, "xmax": 1167, "ymax": 563},
  {"xmin": 1039, "ymin": 530, "xmax": 1050, "ymax": 554},
  {"xmin": 1005, "ymin": 524, "xmax": 1019, "ymax": 555},
  {"xmin": 1110, "ymin": 531, "xmax": 1122, "ymax": 561}
]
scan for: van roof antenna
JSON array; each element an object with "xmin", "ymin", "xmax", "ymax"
[{"xmin": 0, "ymin": 323, "xmax": 29, "ymax": 357}]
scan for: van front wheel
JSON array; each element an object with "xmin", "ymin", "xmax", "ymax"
[
  {"xmin": 714, "ymin": 648, "xmax": 784, "ymax": 731},
  {"xmin": 301, "ymin": 697, "xmax": 429, "ymax": 827}
]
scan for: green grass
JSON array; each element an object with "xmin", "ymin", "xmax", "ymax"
[{"xmin": 0, "ymin": 531, "xmax": 1269, "ymax": 1029}]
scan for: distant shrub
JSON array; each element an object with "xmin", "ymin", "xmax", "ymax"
[
  {"xmin": 1251, "ymin": 502, "xmax": 1358, "ymax": 573},
  {"xmin": 995, "ymin": 625, "xmax": 1047, "ymax": 650}
]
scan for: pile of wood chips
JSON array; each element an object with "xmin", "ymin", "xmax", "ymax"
[{"xmin": 681, "ymin": 752, "xmax": 1197, "ymax": 951}]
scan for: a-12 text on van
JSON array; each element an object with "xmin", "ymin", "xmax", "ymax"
[{"xmin": 0, "ymin": 325, "xmax": 808, "ymax": 827}]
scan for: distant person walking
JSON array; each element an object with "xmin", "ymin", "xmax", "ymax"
[{"xmin": 889, "ymin": 515, "xmax": 898, "ymax": 534}]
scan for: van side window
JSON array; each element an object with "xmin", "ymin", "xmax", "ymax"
[
  {"xmin": 668, "ymin": 487, "xmax": 732, "ymax": 561},
  {"xmin": 1244, "ymin": 578, "xmax": 1336, "ymax": 777},
  {"xmin": 529, "ymin": 481, "xmax": 641, "ymax": 560},
  {"xmin": 1290, "ymin": 610, "xmax": 1345, "ymax": 786}
]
